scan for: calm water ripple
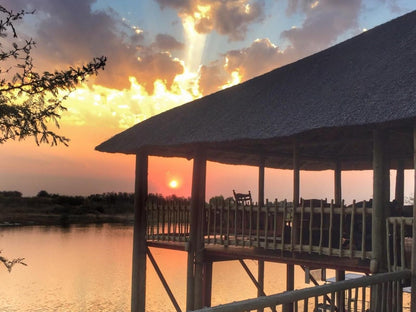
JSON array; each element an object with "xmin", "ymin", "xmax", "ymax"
[{"xmin": 0, "ymin": 224, "xmax": 311, "ymax": 311}]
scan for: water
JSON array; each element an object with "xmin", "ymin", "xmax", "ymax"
[{"xmin": 0, "ymin": 224, "xmax": 312, "ymax": 311}]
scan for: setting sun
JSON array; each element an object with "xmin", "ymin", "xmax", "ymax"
[{"xmin": 169, "ymin": 179, "xmax": 179, "ymax": 189}]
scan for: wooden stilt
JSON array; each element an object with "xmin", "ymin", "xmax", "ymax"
[
  {"xmin": 284, "ymin": 264, "xmax": 295, "ymax": 312},
  {"xmin": 371, "ymin": 129, "xmax": 389, "ymax": 273},
  {"xmin": 257, "ymin": 260, "xmax": 265, "ymax": 312},
  {"xmin": 284, "ymin": 141, "xmax": 298, "ymax": 312},
  {"xmin": 258, "ymin": 160, "xmax": 265, "ymax": 312},
  {"xmin": 202, "ymin": 261, "xmax": 213, "ymax": 308},
  {"xmin": 336, "ymin": 270, "xmax": 345, "ymax": 312},
  {"xmin": 411, "ymin": 124, "xmax": 416, "ymax": 311},
  {"xmin": 131, "ymin": 151, "xmax": 148, "ymax": 312},
  {"xmin": 187, "ymin": 148, "xmax": 207, "ymax": 311},
  {"xmin": 334, "ymin": 161, "xmax": 345, "ymax": 311}
]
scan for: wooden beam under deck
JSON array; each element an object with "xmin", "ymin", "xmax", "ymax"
[{"xmin": 147, "ymin": 241, "xmax": 371, "ymax": 273}]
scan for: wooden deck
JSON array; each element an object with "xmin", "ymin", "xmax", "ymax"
[{"xmin": 145, "ymin": 198, "xmax": 381, "ymax": 269}]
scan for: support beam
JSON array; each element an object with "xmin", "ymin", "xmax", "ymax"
[
  {"xmin": 187, "ymin": 148, "xmax": 207, "ymax": 311},
  {"xmin": 258, "ymin": 160, "xmax": 265, "ymax": 312},
  {"xmin": 371, "ymin": 129, "xmax": 390, "ymax": 273},
  {"xmin": 202, "ymin": 262, "xmax": 213, "ymax": 308},
  {"xmin": 334, "ymin": 161, "xmax": 345, "ymax": 311},
  {"xmin": 131, "ymin": 151, "xmax": 148, "ymax": 312},
  {"xmin": 147, "ymin": 247, "xmax": 182, "ymax": 312},
  {"xmin": 336, "ymin": 270, "xmax": 345, "ymax": 312},
  {"xmin": 334, "ymin": 161, "xmax": 342, "ymax": 206},
  {"xmin": 284, "ymin": 141, "xmax": 298, "ymax": 312},
  {"xmin": 395, "ymin": 159, "xmax": 404, "ymax": 214},
  {"xmin": 411, "ymin": 125, "xmax": 416, "ymax": 311},
  {"xmin": 293, "ymin": 142, "xmax": 300, "ymax": 207}
]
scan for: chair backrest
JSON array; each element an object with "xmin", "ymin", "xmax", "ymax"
[{"xmin": 233, "ymin": 190, "xmax": 253, "ymax": 206}]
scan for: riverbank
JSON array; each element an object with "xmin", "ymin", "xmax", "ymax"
[
  {"xmin": 0, "ymin": 211, "xmax": 134, "ymax": 227},
  {"xmin": 0, "ymin": 191, "xmax": 136, "ymax": 227}
]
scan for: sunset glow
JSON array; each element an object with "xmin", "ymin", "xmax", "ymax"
[
  {"xmin": 169, "ymin": 180, "xmax": 179, "ymax": 189},
  {"xmin": 1, "ymin": 0, "xmax": 415, "ymax": 200}
]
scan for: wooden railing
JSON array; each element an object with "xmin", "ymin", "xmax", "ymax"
[
  {"xmin": 146, "ymin": 198, "xmax": 374, "ymax": 259},
  {"xmin": 146, "ymin": 198, "xmax": 191, "ymax": 242},
  {"xmin": 204, "ymin": 198, "xmax": 373, "ymax": 259},
  {"xmin": 386, "ymin": 217, "xmax": 413, "ymax": 271},
  {"xmin": 191, "ymin": 270, "xmax": 411, "ymax": 312}
]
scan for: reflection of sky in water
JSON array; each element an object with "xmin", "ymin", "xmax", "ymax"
[{"xmin": 3, "ymin": 224, "xmax": 407, "ymax": 311}]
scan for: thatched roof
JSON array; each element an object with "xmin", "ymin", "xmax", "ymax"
[{"xmin": 96, "ymin": 11, "xmax": 416, "ymax": 171}]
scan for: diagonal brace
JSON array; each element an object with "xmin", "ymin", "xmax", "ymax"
[
  {"xmin": 239, "ymin": 259, "xmax": 277, "ymax": 312},
  {"xmin": 147, "ymin": 246, "xmax": 182, "ymax": 312}
]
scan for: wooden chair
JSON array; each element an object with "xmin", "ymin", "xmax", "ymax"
[{"xmin": 233, "ymin": 190, "xmax": 252, "ymax": 206}]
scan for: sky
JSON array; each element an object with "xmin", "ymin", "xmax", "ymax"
[{"xmin": 1, "ymin": 0, "xmax": 416, "ymax": 203}]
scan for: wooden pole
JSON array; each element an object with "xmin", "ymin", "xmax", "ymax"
[
  {"xmin": 371, "ymin": 129, "xmax": 389, "ymax": 273},
  {"xmin": 284, "ymin": 265, "xmax": 295, "ymax": 312},
  {"xmin": 131, "ymin": 151, "xmax": 148, "ymax": 312},
  {"xmin": 411, "ymin": 124, "xmax": 416, "ymax": 310},
  {"xmin": 202, "ymin": 261, "xmax": 213, "ymax": 308},
  {"xmin": 258, "ymin": 160, "xmax": 265, "ymax": 312},
  {"xmin": 334, "ymin": 161, "xmax": 342, "ymax": 206},
  {"xmin": 284, "ymin": 142, "xmax": 298, "ymax": 312},
  {"xmin": 187, "ymin": 148, "xmax": 207, "ymax": 311},
  {"xmin": 335, "ymin": 270, "xmax": 345, "ymax": 312},
  {"xmin": 293, "ymin": 141, "xmax": 300, "ymax": 208},
  {"xmin": 395, "ymin": 159, "xmax": 404, "ymax": 214},
  {"xmin": 334, "ymin": 161, "xmax": 345, "ymax": 311}
]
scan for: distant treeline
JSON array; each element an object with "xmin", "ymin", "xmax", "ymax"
[
  {"xmin": 0, "ymin": 190, "xmax": 235, "ymax": 216},
  {"xmin": 0, "ymin": 191, "xmax": 194, "ymax": 216}
]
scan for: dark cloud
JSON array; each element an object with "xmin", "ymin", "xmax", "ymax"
[
  {"xmin": 197, "ymin": 0, "xmax": 364, "ymax": 95},
  {"xmin": 155, "ymin": 0, "xmax": 192, "ymax": 11},
  {"xmin": 211, "ymin": 1, "xmax": 265, "ymax": 41},
  {"xmin": 283, "ymin": 0, "xmax": 362, "ymax": 58},
  {"xmin": 152, "ymin": 34, "xmax": 185, "ymax": 51},
  {"xmin": 155, "ymin": 0, "xmax": 265, "ymax": 41},
  {"xmin": 2, "ymin": 0, "xmax": 184, "ymax": 92},
  {"xmin": 225, "ymin": 39, "xmax": 294, "ymax": 80}
]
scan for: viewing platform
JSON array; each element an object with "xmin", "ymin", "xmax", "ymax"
[
  {"xmin": 146, "ymin": 197, "xmax": 412, "ymax": 273},
  {"xmin": 95, "ymin": 9, "xmax": 416, "ymax": 312}
]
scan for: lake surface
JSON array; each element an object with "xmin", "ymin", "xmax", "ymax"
[{"xmin": 0, "ymin": 224, "xmax": 313, "ymax": 311}]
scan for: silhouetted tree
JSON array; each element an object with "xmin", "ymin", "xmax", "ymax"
[
  {"xmin": 0, "ymin": 5, "xmax": 106, "ymax": 145},
  {"xmin": 36, "ymin": 190, "xmax": 49, "ymax": 197}
]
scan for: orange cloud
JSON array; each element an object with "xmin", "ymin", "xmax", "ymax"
[{"xmin": 155, "ymin": 0, "xmax": 265, "ymax": 41}]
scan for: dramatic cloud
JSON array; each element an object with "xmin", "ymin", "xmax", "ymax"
[
  {"xmin": 136, "ymin": 48, "xmax": 184, "ymax": 93},
  {"xmin": 3, "ymin": 0, "xmax": 184, "ymax": 93},
  {"xmin": 155, "ymin": 0, "xmax": 265, "ymax": 41},
  {"xmin": 197, "ymin": 0, "xmax": 364, "ymax": 95},
  {"xmin": 198, "ymin": 38, "xmax": 296, "ymax": 95},
  {"xmin": 283, "ymin": 0, "xmax": 362, "ymax": 57},
  {"xmin": 152, "ymin": 34, "xmax": 185, "ymax": 51},
  {"xmin": 198, "ymin": 60, "xmax": 229, "ymax": 95},
  {"xmin": 225, "ymin": 39, "xmax": 295, "ymax": 80}
]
